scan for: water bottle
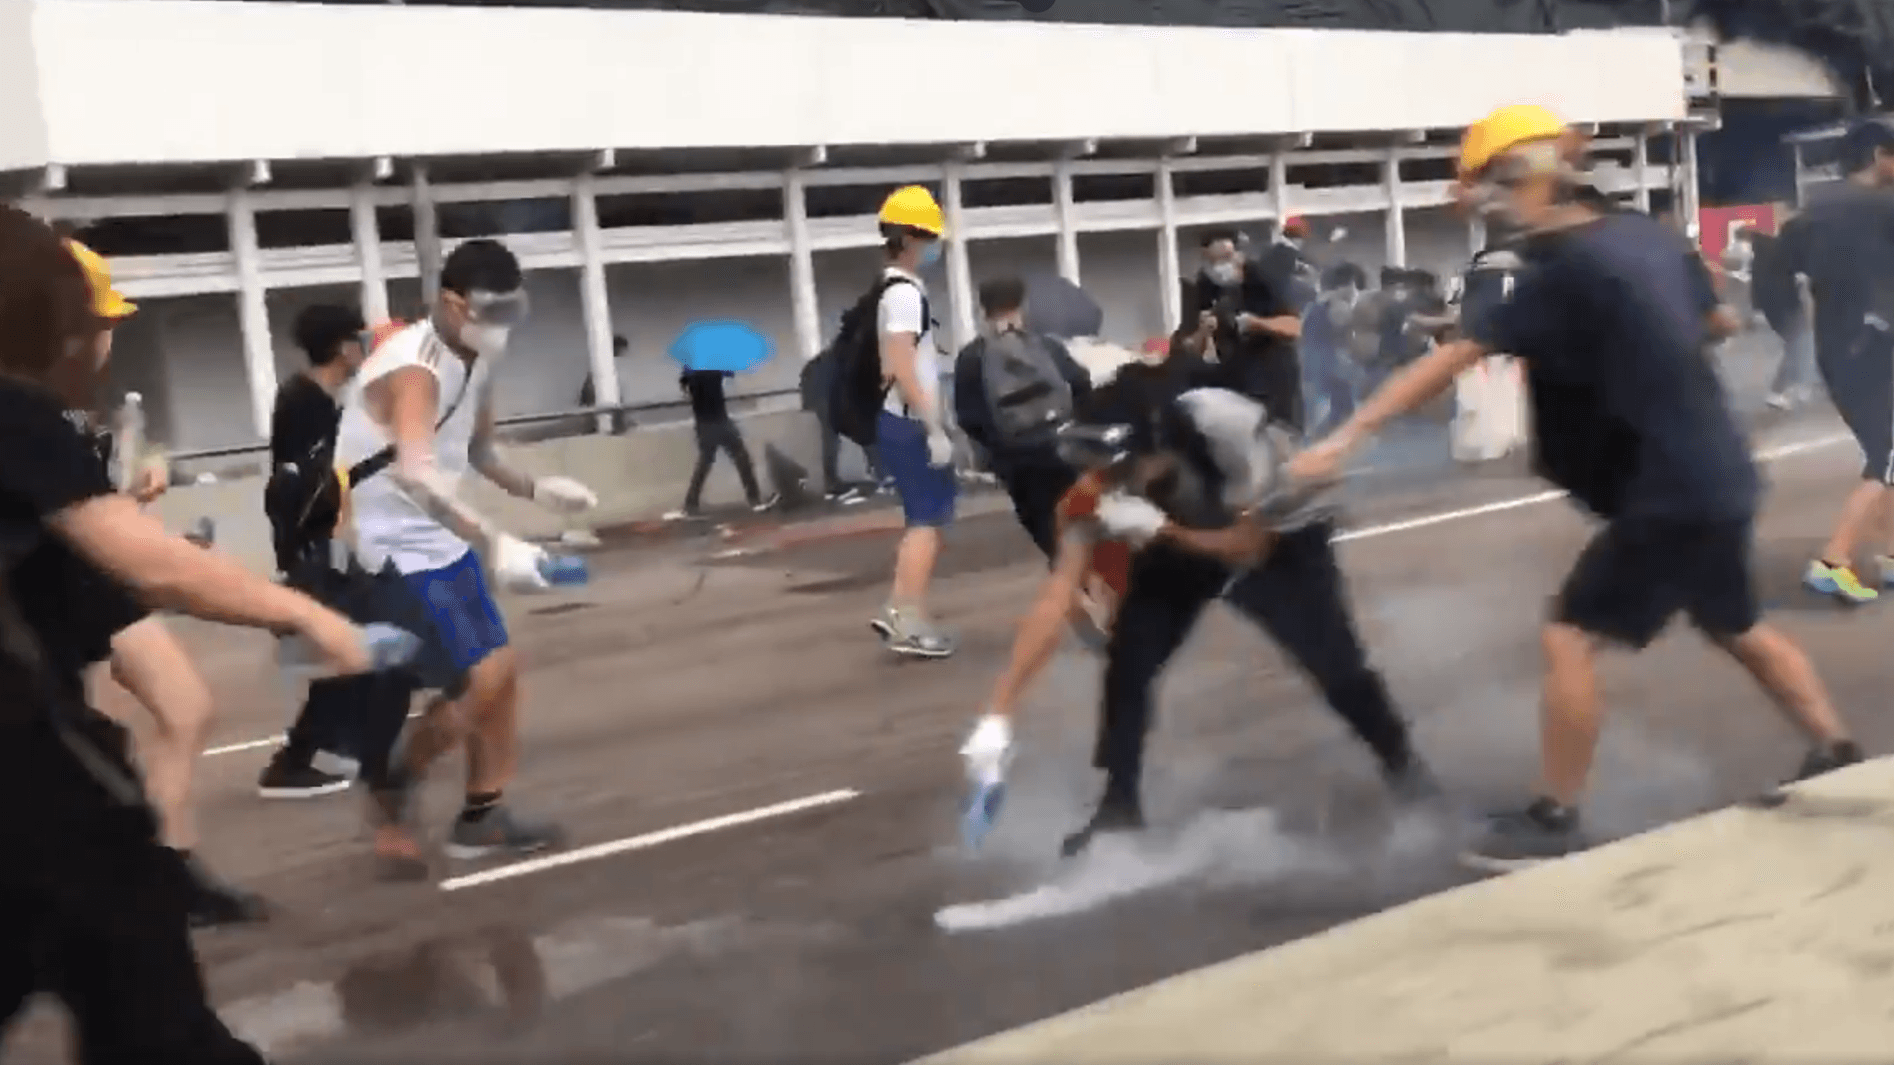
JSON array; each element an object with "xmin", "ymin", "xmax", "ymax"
[
  {"xmin": 278, "ymin": 623, "xmax": 423, "ymax": 676},
  {"xmin": 960, "ymin": 777, "xmax": 1008, "ymax": 854},
  {"xmin": 114, "ymin": 392, "xmax": 146, "ymax": 494},
  {"xmin": 537, "ymin": 554, "xmax": 590, "ymax": 587}
]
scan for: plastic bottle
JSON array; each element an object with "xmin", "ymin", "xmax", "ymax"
[
  {"xmin": 537, "ymin": 554, "xmax": 590, "ymax": 587},
  {"xmin": 278, "ymin": 623, "xmax": 422, "ymax": 676}
]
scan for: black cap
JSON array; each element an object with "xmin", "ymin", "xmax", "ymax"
[{"xmin": 1840, "ymin": 117, "xmax": 1894, "ymax": 173}]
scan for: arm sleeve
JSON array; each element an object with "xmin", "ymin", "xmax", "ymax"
[
  {"xmin": 878, "ymin": 282, "xmax": 926, "ymax": 337},
  {"xmin": 0, "ymin": 388, "xmax": 115, "ymax": 519}
]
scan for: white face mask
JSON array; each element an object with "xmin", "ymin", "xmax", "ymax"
[
  {"xmin": 1204, "ymin": 261, "xmax": 1242, "ymax": 287},
  {"xmin": 461, "ymin": 322, "xmax": 512, "ymax": 359}
]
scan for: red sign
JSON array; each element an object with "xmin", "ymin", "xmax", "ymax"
[{"xmin": 1697, "ymin": 204, "xmax": 1778, "ymax": 264}]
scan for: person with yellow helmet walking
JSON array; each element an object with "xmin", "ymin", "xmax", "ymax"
[
  {"xmin": 827, "ymin": 186, "xmax": 957, "ymax": 657},
  {"xmin": 1289, "ymin": 104, "xmax": 1862, "ymax": 871}
]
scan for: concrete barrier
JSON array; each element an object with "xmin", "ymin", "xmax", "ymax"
[
  {"xmin": 150, "ymin": 410, "xmax": 835, "ymax": 574},
  {"xmin": 914, "ymin": 760, "xmax": 1894, "ymax": 1064}
]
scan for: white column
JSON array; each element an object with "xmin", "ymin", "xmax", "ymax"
[
  {"xmin": 572, "ymin": 173, "xmax": 617, "ymax": 435},
  {"xmin": 1632, "ymin": 131, "xmax": 1653, "ymax": 214},
  {"xmin": 1678, "ymin": 128, "xmax": 1702, "ymax": 237},
  {"xmin": 1383, "ymin": 146, "xmax": 1406, "ymax": 268},
  {"xmin": 1052, "ymin": 157, "xmax": 1080, "ymax": 283},
  {"xmin": 350, "ymin": 182, "xmax": 389, "ymax": 323},
  {"xmin": 785, "ymin": 168, "xmax": 822, "ymax": 360},
  {"xmin": 226, "ymin": 188, "xmax": 276, "ymax": 440},
  {"xmin": 1791, "ymin": 142, "xmax": 1807, "ymax": 208},
  {"xmin": 1468, "ymin": 213, "xmax": 1486, "ymax": 256},
  {"xmin": 1157, "ymin": 158, "xmax": 1181, "ymax": 331},
  {"xmin": 1269, "ymin": 151, "xmax": 1291, "ymax": 228},
  {"xmin": 411, "ymin": 163, "xmax": 442, "ymax": 306},
  {"xmin": 942, "ymin": 161, "xmax": 976, "ymax": 351}
]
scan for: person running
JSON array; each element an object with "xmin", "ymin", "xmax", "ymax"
[
  {"xmin": 1773, "ymin": 120, "xmax": 1894, "ymax": 604},
  {"xmin": 0, "ymin": 204, "xmax": 382, "ymax": 1064},
  {"xmin": 866, "ymin": 186, "xmax": 957, "ymax": 658},
  {"xmin": 1054, "ymin": 370, "xmax": 1436, "ymax": 857},
  {"xmin": 1290, "ymin": 104, "xmax": 1863, "ymax": 871},
  {"xmin": 260, "ymin": 302, "xmax": 404, "ymax": 799},
  {"xmin": 334, "ymin": 238, "xmax": 598, "ymax": 863},
  {"xmin": 666, "ymin": 367, "xmax": 778, "ymax": 520},
  {"xmin": 61, "ymin": 239, "xmax": 264, "ymax": 927}
]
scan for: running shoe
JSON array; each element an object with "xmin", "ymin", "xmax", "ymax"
[
  {"xmin": 1749, "ymin": 740, "xmax": 1865, "ymax": 808},
  {"xmin": 869, "ymin": 607, "xmax": 956, "ymax": 659},
  {"xmin": 751, "ymin": 493, "xmax": 781, "ymax": 513},
  {"xmin": 662, "ymin": 507, "xmax": 703, "ymax": 522},
  {"xmin": 827, "ymin": 485, "xmax": 867, "ymax": 506},
  {"xmin": 958, "ymin": 714, "xmax": 1014, "ymax": 852},
  {"xmin": 1059, "ymin": 795, "xmax": 1145, "ymax": 858},
  {"xmin": 1877, "ymin": 555, "xmax": 1894, "ymax": 589},
  {"xmin": 1458, "ymin": 798, "xmax": 1586, "ymax": 873},
  {"xmin": 257, "ymin": 750, "xmax": 352, "ymax": 800},
  {"xmin": 444, "ymin": 805, "xmax": 567, "ymax": 860},
  {"xmin": 1804, "ymin": 560, "xmax": 1878, "ymax": 604},
  {"xmin": 181, "ymin": 853, "xmax": 269, "ymax": 928}
]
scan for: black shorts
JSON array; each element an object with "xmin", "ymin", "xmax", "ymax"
[
  {"xmin": 286, "ymin": 555, "xmax": 470, "ymax": 700},
  {"xmin": 1553, "ymin": 517, "xmax": 1760, "ymax": 649},
  {"xmin": 1815, "ymin": 318, "xmax": 1894, "ymax": 483}
]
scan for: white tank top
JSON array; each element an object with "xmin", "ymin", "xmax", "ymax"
[{"xmin": 334, "ymin": 321, "xmax": 488, "ymax": 574}]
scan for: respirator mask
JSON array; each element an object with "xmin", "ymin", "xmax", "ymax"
[
  {"xmin": 1203, "ymin": 261, "xmax": 1242, "ymax": 288},
  {"xmin": 460, "ymin": 288, "xmax": 531, "ymax": 358}
]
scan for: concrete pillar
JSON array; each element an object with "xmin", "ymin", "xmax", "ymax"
[
  {"xmin": 1383, "ymin": 146, "xmax": 1407, "ymax": 268},
  {"xmin": 226, "ymin": 188, "xmax": 276, "ymax": 440},
  {"xmin": 350, "ymin": 182, "xmax": 389, "ymax": 323},
  {"xmin": 1270, "ymin": 151, "xmax": 1291, "ymax": 229},
  {"xmin": 1157, "ymin": 158, "xmax": 1181, "ymax": 332},
  {"xmin": 1791, "ymin": 142, "xmax": 1806, "ymax": 209},
  {"xmin": 1632, "ymin": 132, "xmax": 1653, "ymax": 214},
  {"xmin": 411, "ymin": 163, "xmax": 442, "ymax": 306},
  {"xmin": 942, "ymin": 161, "xmax": 976, "ymax": 351},
  {"xmin": 1468, "ymin": 213, "xmax": 1486, "ymax": 256},
  {"xmin": 572, "ymin": 173, "xmax": 617, "ymax": 435},
  {"xmin": 1677, "ymin": 128, "xmax": 1703, "ymax": 236},
  {"xmin": 1053, "ymin": 157, "xmax": 1080, "ymax": 283},
  {"xmin": 785, "ymin": 168, "xmax": 822, "ymax": 360}
]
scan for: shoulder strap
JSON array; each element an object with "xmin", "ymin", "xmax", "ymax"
[{"xmin": 345, "ymin": 335, "xmax": 477, "ymax": 487}]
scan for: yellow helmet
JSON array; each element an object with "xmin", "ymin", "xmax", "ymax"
[
  {"xmin": 877, "ymin": 185, "xmax": 945, "ymax": 237},
  {"xmin": 1459, "ymin": 104, "xmax": 1568, "ymax": 179},
  {"xmin": 65, "ymin": 239, "xmax": 136, "ymax": 321}
]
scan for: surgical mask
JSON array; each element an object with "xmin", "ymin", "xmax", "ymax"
[
  {"xmin": 919, "ymin": 242, "xmax": 943, "ymax": 268},
  {"xmin": 461, "ymin": 322, "xmax": 512, "ymax": 358},
  {"xmin": 1204, "ymin": 261, "xmax": 1241, "ymax": 287}
]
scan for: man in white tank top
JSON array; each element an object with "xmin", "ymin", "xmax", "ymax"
[{"xmin": 335, "ymin": 239, "xmax": 598, "ymax": 865}]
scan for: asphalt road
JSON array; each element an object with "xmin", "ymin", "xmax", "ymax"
[{"xmin": 8, "ymin": 410, "xmax": 1891, "ymax": 1064}]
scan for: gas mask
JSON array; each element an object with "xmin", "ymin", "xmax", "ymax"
[{"xmin": 459, "ymin": 289, "xmax": 530, "ymax": 359}]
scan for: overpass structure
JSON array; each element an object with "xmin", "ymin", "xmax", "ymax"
[{"xmin": 0, "ymin": 0, "xmax": 1712, "ymax": 461}]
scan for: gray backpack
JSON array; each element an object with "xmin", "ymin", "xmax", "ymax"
[{"xmin": 980, "ymin": 329, "xmax": 1073, "ymax": 448}]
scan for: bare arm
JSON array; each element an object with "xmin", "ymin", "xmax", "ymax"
[
  {"xmin": 881, "ymin": 332, "xmax": 937, "ymax": 425},
  {"xmin": 52, "ymin": 494, "xmax": 326, "ymax": 633},
  {"xmin": 468, "ymin": 394, "xmax": 535, "ymax": 500},
  {"xmin": 379, "ymin": 366, "xmax": 502, "ymax": 548}
]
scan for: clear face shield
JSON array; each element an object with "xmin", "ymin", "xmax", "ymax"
[
  {"xmin": 1462, "ymin": 140, "xmax": 1565, "ymax": 231},
  {"xmin": 460, "ymin": 288, "xmax": 531, "ymax": 358}
]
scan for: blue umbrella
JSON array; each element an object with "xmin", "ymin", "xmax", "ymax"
[{"xmin": 667, "ymin": 320, "xmax": 774, "ymax": 374}]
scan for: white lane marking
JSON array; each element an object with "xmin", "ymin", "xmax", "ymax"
[
  {"xmin": 200, "ymin": 431, "xmax": 1852, "ymax": 762},
  {"xmin": 438, "ymin": 788, "xmax": 862, "ymax": 892}
]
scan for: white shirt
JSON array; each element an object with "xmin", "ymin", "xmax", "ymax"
[
  {"xmin": 877, "ymin": 266, "xmax": 939, "ymax": 418},
  {"xmin": 1175, "ymin": 386, "xmax": 1328, "ymax": 530},
  {"xmin": 334, "ymin": 320, "xmax": 491, "ymax": 574}
]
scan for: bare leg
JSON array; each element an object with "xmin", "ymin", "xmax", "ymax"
[
  {"xmin": 1719, "ymin": 622, "xmax": 1851, "ymax": 744},
  {"xmin": 1537, "ymin": 622, "xmax": 1603, "ymax": 807},
  {"xmin": 463, "ymin": 646, "xmax": 522, "ymax": 795},
  {"xmin": 889, "ymin": 526, "xmax": 941, "ymax": 609},
  {"xmin": 108, "ymin": 619, "xmax": 214, "ymax": 852},
  {"xmin": 1820, "ymin": 481, "xmax": 1889, "ymax": 567},
  {"xmin": 988, "ymin": 539, "xmax": 1095, "ymax": 718}
]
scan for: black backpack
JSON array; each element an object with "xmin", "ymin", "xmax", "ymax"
[{"xmin": 828, "ymin": 276, "xmax": 928, "ymax": 449}]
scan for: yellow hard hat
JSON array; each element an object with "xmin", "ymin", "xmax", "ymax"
[
  {"xmin": 877, "ymin": 185, "xmax": 945, "ymax": 237},
  {"xmin": 1459, "ymin": 105, "xmax": 1568, "ymax": 179},
  {"xmin": 65, "ymin": 239, "xmax": 136, "ymax": 321}
]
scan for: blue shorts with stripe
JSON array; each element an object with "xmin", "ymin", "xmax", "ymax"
[{"xmin": 401, "ymin": 550, "xmax": 510, "ymax": 674}]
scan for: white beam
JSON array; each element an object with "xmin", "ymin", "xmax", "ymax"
[
  {"xmin": 411, "ymin": 164, "xmax": 442, "ymax": 307},
  {"xmin": 39, "ymin": 164, "xmax": 66, "ymax": 194},
  {"xmin": 1157, "ymin": 158, "xmax": 1181, "ymax": 331},
  {"xmin": 350, "ymin": 181, "xmax": 389, "ymax": 323},
  {"xmin": 1632, "ymin": 131, "xmax": 1652, "ymax": 213},
  {"xmin": 245, "ymin": 159, "xmax": 272, "ymax": 186},
  {"xmin": 572, "ymin": 173, "xmax": 618, "ymax": 435},
  {"xmin": 226, "ymin": 188, "xmax": 277, "ymax": 440},
  {"xmin": 1383, "ymin": 146, "xmax": 1406, "ymax": 267},
  {"xmin": 784, "ymin": 168, "xmax": 822, "ymax": 361},
  {"xmin": 942, "ymin": 160, "xmax": 976, "ymax": 351},
  {"xmin": 954, "ymin": 142, "xmax": 988, "ymax": 162},
  {"xmin": 1062, "ymin": 139, "xmax": 1098, "ymax": 158},
  {"xmin": 588, "ymin": 149, "xmax": 617, "ymax": 173},
  {"xmin": 1397, "ymin": 129, "xmax": 1426, "ymax": 144},
  {"xmin": 1164, "ymin": 136, "xmax": 1199, "ymax": 156},
  {"xmin": 796, "ymin": 145, "xmax": 828, "ymax": 168},
  {"xmin": 1468, "ymin": 212, "xmax": 1485, "ymax": 257},
  {"xmin": 1269, "ymin": 151, "xmax": 1291, "ymax": 227},
  {"xmin": 370, "ymin": 155, "xmax": 395, "ymax": 183},
  {"xmin": 1053, "ymin": 155, "xmax": 1080, "ymax": 283},
  {"xmin": 1282, "ymin": 132, "xmax": 1315, "ymax": 150}
]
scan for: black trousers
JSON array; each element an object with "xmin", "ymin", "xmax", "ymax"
[
  {"xmin": 684, "ymin": 418, "xmax": 761, "ymax": 509},
  {"xmin": 995, "ymin": 457, "xmax": 1079, "ymax": 560},
  {"xmin": 1094, "ymin": 526, "xmax": 1413, "ymax": 802},
  {"xmin": 0, "ymin": 716, "xmax": 264, "ymax": 1064}
]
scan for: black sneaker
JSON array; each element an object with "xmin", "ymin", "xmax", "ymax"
[
  {"xmin": 1459, "ymin": 798, "xmax": 1586, "ymax": 873},
  {"xmin": 443, "ymin": 805, "xmax": 566, "ymax": 860},
  {"xmin": 1060, "ymin": 795, "xmax": 1146, "ymax": 858},
  {"xmin": 257, "ymin": 751, "xmax": 351, "ymax": 800},
  {"xmin": 1750, "ymin": 741, "xmax": 1865, "ymax": 809},
  {"xmin": 181, "ymin": 854, "xmax": 269, "ymax": 928}
]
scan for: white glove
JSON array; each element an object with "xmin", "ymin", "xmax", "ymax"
[
  {"xmin": 959, "ymin": 713, "xmax": 1013, "ymax": 786},
  {"xmin": 491, "ymin": 534, "xmax": 550, "ymax": 593},
  {"xmin": 1093, "ymin": 492, "xmax": 1168, "ymax": 545},
  {"xmin": 532, "ymin": 475, "xmax": 598, "ymax": 514},
  {"xmin": 925, "ymin": 428, "xmax": 956, "ymax": 469}
]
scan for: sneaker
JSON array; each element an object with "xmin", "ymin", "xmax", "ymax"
[
  {"xmin": 1750, "ymin": 741, "xmax": 1865, "ymax": 808},
  {"xmin": 1804, "ymin": 560, "xmax": 1878, "ymax": 605},
  {"xmin": 827, "ymin": 486, "xmax": 866, "ymax": 506},
  {"xmin": 1459, "ymin": 798, "xmax": 1586, "ymax": 873},
  {"xmin": 257, "ymin": 751, "xmax": 351, "ymax": 800},
  {"xmin": 869, "ymin": 607, "xmax": 955, "ymax": 659},
  {"xmin": 751, "ymin": 493, "xmax": 781, "ymax": 513},
  {"xmin": 662, "ymin": 507, "xmax": 703, "ymax": 522},
  {"xmin": 1764, "ymin": 391, "xmax": 1793, "ymax": 411},
  {"xmin": 180, "ymin": 853, "xmax": 269, "ymax": 928},
  {"xmin": 1060, "ymin": 794, "xmax": 1146, "ymax": 858},
  {"xmin": 443, "ymin": 805, "xmax": 567, "ymax": 861},
  {"xmin": 1877, "ymin": 555, "xmax": 1894, "ymax": 589}
]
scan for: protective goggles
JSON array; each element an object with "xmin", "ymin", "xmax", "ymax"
[{"xmin": 468, "ymin": 288, "xmax": 531, "ymax": 327}]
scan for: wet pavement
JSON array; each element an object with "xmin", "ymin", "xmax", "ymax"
[{"xmin": 7, "ymin": 380, "xmax": 1885, "ymax": 1063}]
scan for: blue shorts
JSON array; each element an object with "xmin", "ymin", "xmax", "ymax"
[
  {"xmin": 875, "ymin": 410, "xmax": 957, "ymax": 528},
  {"xmin": 401, "ymin": 550, "xmax": 510, "ymax": 673}
]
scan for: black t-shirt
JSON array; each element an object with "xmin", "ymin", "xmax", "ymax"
[
  {"xmin": 1188, "ymin": 262, "xmax": 1297, "ymax": 401},
  {"xmin": 1466, "ymin": 212, "xmax": 1758, "ymax": 522},
  {"xmin": 682, "ymin": 370, "xmax": 731, "ymax": 424},
  {"xmin": 266, "ymin": 374, "xmax": 346, "ymax": 570},
  {"xmin": 1778, "ymin": 182, "xmax": 1894, "ymax": 344},
  {"xmin": 0, "ymin": 381, "xmax": 134, "ymax": 701},
  {"xmin": 270, "ymin": 373, "xmax": 342, "ymax": 471}
]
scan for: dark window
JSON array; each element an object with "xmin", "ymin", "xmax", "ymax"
[
  {"xmin": 1071, "ymin": 172, "xmax": 1155, "ymax": 202},
  {"xmin": 1398, "ymin": 156, "xmax": 1456, "ymax": 183},
  {"xmin": 78, "ymin": 214, "xmax": 228, "ymax": 256},
  {"xmin": 1288, "ymin": 162, "xmax": 1382, "ymax": 189},
  {"xmin": 255, "ymin": 209, "xmax": 353, "ymax": 249},
  {"xmin": 1173, "ymin": 167, "xmax": 1267, "ymax": 198},
  {"xmin": 961, "ymin": 176, "xmax": 1050, "ymax": 209},
  {"xmin": 595, "ymin": 187, "xmax": 783, "ymax": 228}
]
